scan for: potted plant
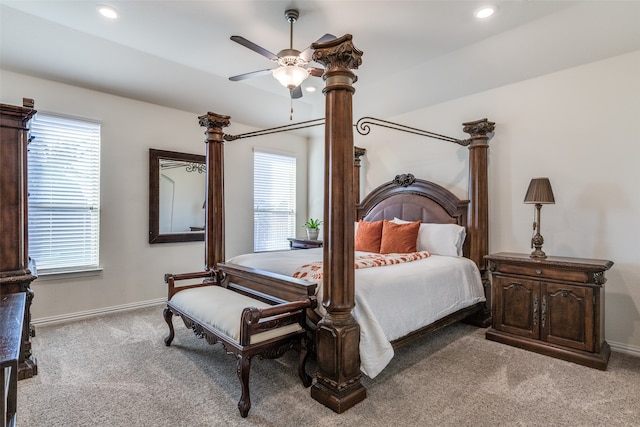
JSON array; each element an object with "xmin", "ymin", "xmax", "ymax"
[{"xmin": 302, "ymin": 218, "xmax": 322, "ymax": 240}]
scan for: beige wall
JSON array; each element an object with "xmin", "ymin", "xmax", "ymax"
[
  {"xmin": 0, "ymin": 69, "xmax": 309, "ymax": 322},
  {"xmin": 3, "ymin": 49, "xmax": 638, "ymax": 355},
  {"xmin": 310, "ymin": 50, "xmax": 640, "ymax": 354}
]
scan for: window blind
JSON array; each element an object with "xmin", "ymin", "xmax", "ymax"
[
  {"xmin": 28, "ymin": 113, "xmax": 101, "ymax": 272},
  {"xmin": 253, "ymin": 149, "xmax": 296, "ymax": 252}
]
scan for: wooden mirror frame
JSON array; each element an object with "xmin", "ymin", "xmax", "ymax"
[{"xmin": 149, "ymin": 148, "xmax": 206, "ymax": 244}]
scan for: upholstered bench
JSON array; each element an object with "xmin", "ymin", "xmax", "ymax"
[{"xmin": 163, "ymin": 263, "xmax": 317, "ymax": 418}]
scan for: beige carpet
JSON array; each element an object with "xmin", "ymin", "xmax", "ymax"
[{"xmin": 18, "ymin": 305, "xmax": 640, "ymax": 426}]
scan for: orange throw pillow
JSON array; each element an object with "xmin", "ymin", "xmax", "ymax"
[
  {"xmin": 379, "ymin": 220, "xmax": 420, "ymax": 254},
  {"xmin": 354, "ymin": 220, "xmax": 383, "ymax": 253}
]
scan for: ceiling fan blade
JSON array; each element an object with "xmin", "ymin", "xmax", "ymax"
[
  {"xmin": 316, "ymin": 33, "xmax": 337, "ymax": 43},
  {"xmin": 290, "ymin": 86, "xmax": 303, "ymax": 99},
  {"xmin": 299, "ymin": 34, "xmax": 337, "ymax": 62},
  {"xmin": 229, "ymin": 69, "xmax": 274, "ymax": 81},
  {"xmin": 230, "ymin": 36, "xmax": 278, "ymax": 61},
  {"xmin": 308, "ymin": 67, "xmax": 324, "ymax": 78}
]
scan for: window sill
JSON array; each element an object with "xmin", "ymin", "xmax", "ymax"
[{"xmin": 35, "ymin": 267, "xmax": 104, "ymax": 282}]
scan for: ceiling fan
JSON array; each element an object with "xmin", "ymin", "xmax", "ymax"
[{"xmin": 228, "ymin": 9, "xmax": 334, "ymax": 99}]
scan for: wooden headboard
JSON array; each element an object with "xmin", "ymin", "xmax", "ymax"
[{"xmin": 356, "ymin": 173, "xmax": 470, "ymax": 258}]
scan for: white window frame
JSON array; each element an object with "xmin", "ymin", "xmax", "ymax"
[
  {"xmin": 253, "ymin": 148, "xmax": 296, "ymax": 252},
  {"xmin": 27, "ymin": 112, "xmax": 101, "ymax": 274}
]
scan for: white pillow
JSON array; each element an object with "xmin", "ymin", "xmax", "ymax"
[{"xmin": 392, "ymin": 218, "xmax": 466, "ymax": 257}]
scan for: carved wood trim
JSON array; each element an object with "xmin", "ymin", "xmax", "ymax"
[
  {"xmin": 356, "ymin": 176, "xmax": 469, "ymax": 225},
  {"xmin": 310, "ymin": 33, "xmax": 367, "ymax": 414},
  {"xmin": 463, "ymin": 118, "xmax": 494, "ymax": 271},
  {"xmin": 148, "ymin": 149, "xmax": 206, "ymax": 244},
  {"xmin": 0, "ymin": 100, "xmax": 38, "ymax": 380},
  {"xmin": 198, "ymin": 112, "xmax": 230, "ymax": 270}
]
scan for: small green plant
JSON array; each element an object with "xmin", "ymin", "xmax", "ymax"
[{"xmin": 303, "ymin": 218, "xmax": 322, "ymax": 230}]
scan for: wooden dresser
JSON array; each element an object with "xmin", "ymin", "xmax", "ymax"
[
  {"xmin": 0, "ymin": 99, "xmax": 38, "ymax": 379},
  {"xmin": 485, "ymin": 252, "xmax": 613, "ymax": 370}
]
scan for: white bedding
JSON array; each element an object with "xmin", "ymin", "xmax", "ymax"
[{"xmin": 227, "ymin": 248, "xmax": 485, "ymax": 378}]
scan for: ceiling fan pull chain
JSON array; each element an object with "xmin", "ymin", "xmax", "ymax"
[{"xmin": 290, "ymin": 97, "xmax": 294, "ymax": 121}]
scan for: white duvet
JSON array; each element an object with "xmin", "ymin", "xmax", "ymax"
[{"xmin": 227, "ymin": 248, "xmax": 485, "ymax": 378}]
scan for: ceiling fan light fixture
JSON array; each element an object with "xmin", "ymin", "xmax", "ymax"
[{"xmin": 272, "ymin": 65, "xmax": 309, "ymax": 89}]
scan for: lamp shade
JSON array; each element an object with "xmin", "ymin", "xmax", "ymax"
[
  {"xmin": 272, "ymin": 65, "xmax": 309, "ymax": 89},
  {"xmin": 524, "ymin": 177, "xmax": 555, "ymax": 204}
]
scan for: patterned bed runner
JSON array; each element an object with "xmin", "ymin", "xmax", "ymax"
[{"xmin": 292, "ymin": 251, "xmax": 430, "ymax": 282}]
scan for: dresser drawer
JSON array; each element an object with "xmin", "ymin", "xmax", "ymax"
[{"xmin": 494, "ymin": 263, "xmax": 589, "ymax": 283}]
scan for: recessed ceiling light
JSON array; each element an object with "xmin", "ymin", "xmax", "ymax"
[
  {"xmin": 474, "ymin": 5, "xmax": 496, "ymax": 19},
  {"xmin": 97, "ymin": 5, "xmax": 119, "ymax": 20},
  {"xmin": 305, "ymin": 86, "xmax": 317, "ymax": 93}
]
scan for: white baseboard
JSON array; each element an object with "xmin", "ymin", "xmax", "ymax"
[
  {"xmin": 32, "ymin": 298, "xmax": 166, "ymax": 326},
  {"xmin": 609, "ymin": 340, "xmax": 640, "ymax": 358}
]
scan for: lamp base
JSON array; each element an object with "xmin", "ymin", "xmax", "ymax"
[
  {"xmin": 530, "ymin": 248, "xmax": 547, "ymax": 259},
  {"xmin": 530, "ymin": 232, "xmax": 547, "ymax": 259}
]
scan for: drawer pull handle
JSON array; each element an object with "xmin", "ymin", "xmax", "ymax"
[{"xmin": 535, "ymin": 269, "xmax": 542, "ymax": 275}]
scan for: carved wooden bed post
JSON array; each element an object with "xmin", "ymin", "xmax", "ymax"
[
  {"xmin": 198, "ymin": 112, "xmax": 230, "ymax": 271},
  {"xmin": 463, "ymin": 118, "xmax": 494, "ymax": 270},
  {"xmin": 463, "ymin": 118, "xmax": 495, "ymax": 325},
  {"xmin": 310, "ymin": 34, "xmax": 366, "ymax": 413}
]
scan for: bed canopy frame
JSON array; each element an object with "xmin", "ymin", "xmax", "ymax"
[{"xmin": 194, "ymin": 34, "xmax": 494, "ymax": 413}]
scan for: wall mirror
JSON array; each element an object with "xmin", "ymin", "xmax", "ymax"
[{"xmin": 149, "ymin": 148, "xmax": 206, "ymax": 243}]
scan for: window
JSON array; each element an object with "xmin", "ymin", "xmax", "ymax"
[
  {"xmin": 27, "ymin": 113, "xmax": 101, "ymax": 273},
  {"xmin": 253, "ymin": 149, "xmax": 296, "ymax": 252}
]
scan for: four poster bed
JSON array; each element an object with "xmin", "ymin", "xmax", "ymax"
[
  {"xmin": 226, "ymin": 173, "xmax": 488, "ymax": 379},
  {"xmin": 163, "ymin": 34, "xmax": 495, "ymax": 416}
]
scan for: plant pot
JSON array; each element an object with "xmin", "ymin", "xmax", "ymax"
[{"xmin": 306, "ymin": 228, "xmax": 319, "ymax": 240}]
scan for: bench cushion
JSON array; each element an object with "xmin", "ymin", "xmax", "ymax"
[{"xmin": 169, "ymin": 286, "xmax": 303, "ymax": 344}]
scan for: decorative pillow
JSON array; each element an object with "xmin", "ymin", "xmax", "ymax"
[
  {"xmin": 392, "ymin": 218, "xmax": 466, "ymax": 257},
  {"xmin": 354, "ymin": 220, "xmax": 383, "ymax": 253},
  {"xmin": 379, "ymin": 220, "xmax": 420, "ymax": 254}
]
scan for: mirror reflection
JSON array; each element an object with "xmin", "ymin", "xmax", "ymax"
[
  {"xmin": 149, "ymin": 149, "xmax": 206, "ymax": 243},
  {"xmin": 159, "ymin": 158, "xmax": 206, "ymax": 233}
]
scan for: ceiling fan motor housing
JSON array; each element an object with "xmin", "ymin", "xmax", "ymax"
[{"xmin": 277, "ymin": 49, "xmax": 307, "ymax": 67}]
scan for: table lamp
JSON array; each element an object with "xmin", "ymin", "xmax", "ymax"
[{"xmin": 524, "ymin": 177, "xmax": 555, "ymax": 259}]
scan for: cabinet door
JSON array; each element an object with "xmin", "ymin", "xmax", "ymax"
[
  {"xmin": 541, "ymin": 282, "xmax": 594, "ymax": 352},
  {"xmin": 493, "ymin": 276, "xmax": 540, "ymax": 339}
]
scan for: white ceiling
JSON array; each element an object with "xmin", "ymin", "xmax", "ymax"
[{"xmin": 1, "ymin": 1, "xmax": 639, "ymax": 131}]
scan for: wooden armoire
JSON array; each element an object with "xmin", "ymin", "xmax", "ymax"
[{"xmin": 0, "ymin": 98, "xmax": 38, "ymax": 379}]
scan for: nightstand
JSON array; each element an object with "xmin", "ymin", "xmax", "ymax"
[
  {"xmin": 485, "ymin": 252, "xmax": 613, "ymax": 370},
  {"xmin": 287, "ymin": 238, "xmax": 323, "ymax": 250}
]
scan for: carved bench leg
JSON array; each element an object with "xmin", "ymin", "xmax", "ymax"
[
  {"xmin": 236, "ymin": 355, "xmax": 252, "ymax": 418},
  {"xmin": 298, "ymin": 335, "xmax": 312, "ymax": 387},
  {"xmin": 163, "ymin": 306, "xmax": 175, "ymax": 346}
]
